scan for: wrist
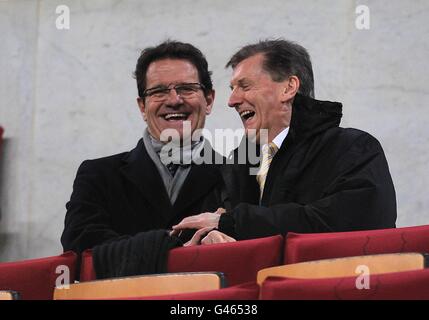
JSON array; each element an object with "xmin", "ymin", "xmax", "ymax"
[{"xmin": 218, "ymin": 212, "xmax": 236, "ymax": 238}]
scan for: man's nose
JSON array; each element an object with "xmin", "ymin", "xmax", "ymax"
[
  {"xmin": 228, "ymin": 88, "xmax": 243, "ymax": 108},
  {"xmin": 165, "ymin": 88, "xmax": 184, "ymax": 106}
]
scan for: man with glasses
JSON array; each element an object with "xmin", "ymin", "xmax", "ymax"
[
  {"xmin": 61, "ymin": 40, "xmax": 228, "ymax": 279},
  {"xmin": 173, "ymin": 39, "xmax": 397, "ymax": 244}
]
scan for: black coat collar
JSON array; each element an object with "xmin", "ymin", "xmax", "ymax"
[
  {"xmin": 222, "ymin": 94, "xmax": 344, "ymax": 206},
  {"xmin": 288, "ymin": 93, "xmax": 342, "ymax": 144},
  {"xmin": 120, "ymin": 139, "xmax": 221, "ymax": 223},
  {"xmin": 261, "ymin": 94, "xmax": 343, "ymax": 204}
]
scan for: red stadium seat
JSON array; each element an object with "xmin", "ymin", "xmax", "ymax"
[
  {"xmin": 80, "ymin": 249, "xmax": 95, "ymax": 281},
  {"xmin": 80, "ymin": 235, "xmax": 283, "ymax": 286},
  {"xmin": 168, "ymin": 235, "xmax": 283, "ymax": 286},
  {"xmin": 285, "ymin": 225, "xmax": 429, "ymax": 264},
  {"xmin": 260, "ymin": 268, "xmax": 429, "ymax": 300},
  {"xmin": 0, "ymin": 252, "xmax": 77, "ymax": 300}
]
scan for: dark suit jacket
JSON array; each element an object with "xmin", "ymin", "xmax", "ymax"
[
  {"xmin": 219, "ymin": 94, "xmax": 397, "ymax": 240},
  {"xmin": 61, "ymin": 138, "xmax": 225, "ymax": 254}
]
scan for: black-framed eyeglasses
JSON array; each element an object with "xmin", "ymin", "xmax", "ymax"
[{"xmin": 142, "ymin": 82, "xmax": 205, "ymax": 101}]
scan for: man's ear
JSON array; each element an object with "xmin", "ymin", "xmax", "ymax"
[
  {"xmin": 204, "ymin": 90, "xmax": 215, "ymax": 115},
  {"xmin": 137, "ymin": 97, "xmax": 147, "ymax": 121},
  {"xmin": 281, "ymin": 76, "xmax": 300, "ymax": 103}
]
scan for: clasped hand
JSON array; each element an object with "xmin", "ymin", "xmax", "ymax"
[{"xmin": 170, "ymin": 208, "xmax": 236, "ymax": 246}]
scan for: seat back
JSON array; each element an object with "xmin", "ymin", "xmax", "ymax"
[
  {"xmin": 80, "ymin": 236, "xmax": 283, "ymax": 285},
  {"xmin": 260, "ymin": 268, "xmax": 429, "ymax": 300},
  {"xmin": 257, "ymin": 252, "xmax": 427, "ymax": 284},
  {"xmin": 285, "ymin": 225, "xmax": 429, "ymax": 264},
  {"xmin": 168, "ymin": 235, "xmax": 283, "ymax": 286},
  {"xmin": 0, "ymin": 290, "xmax": 20, "ymax": 300},
  {"xmin": 54, "ymin": 272, "xmax": 225, "ymax": 300},
  {"xmin": 0, "ymin": 252, "xmax": 77, "ymax": 300},
  {"xmin": 80, "ymin": 249, "xmax": 95, "ymax": 281}
]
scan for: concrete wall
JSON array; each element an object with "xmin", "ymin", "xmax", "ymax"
[{"xmin": 1, "ymin": 0, "xmax": 428, "ymax": 261}]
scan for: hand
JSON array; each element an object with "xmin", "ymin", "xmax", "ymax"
[
  {"xmin": 183, "ymin": 227, "xmax": 215, "ymax": 246},
  {"xmin": 172, "ymin": 208, "xmax": 226, "ymax": 232},
  {"xmin": 183, "ymin": 227, "xmax": 236, "ymax": 247},
  {"xmin": 200, "ymin": 230, "xmax": 236, "ymax": 245}
]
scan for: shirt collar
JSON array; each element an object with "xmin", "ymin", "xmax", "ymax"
[{"xmin": 271, "ymin": 127, "xmax": 289, "ymax": 149}]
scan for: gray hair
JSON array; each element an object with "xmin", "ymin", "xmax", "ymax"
[{"xmin": 226, "ymin": 39, "xmax": 314, "ymax": 98}]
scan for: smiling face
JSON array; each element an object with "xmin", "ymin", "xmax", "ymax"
[
  {"xmin": 228, "ymin": 54, "xmax": 296, "ymax": 143},
  {"xmin": 137, "ymin": 59, "xmax": 214, "ymax": 141}
]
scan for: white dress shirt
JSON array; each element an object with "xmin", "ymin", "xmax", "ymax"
[{"xmin": 271, "ymin": 127, "xmax": 290, "ymax": 149}]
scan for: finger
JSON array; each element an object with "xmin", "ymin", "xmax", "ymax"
[
  {"xmin": 172, "ymin": 216, "xmax": 197, "ymax": 229},
  {"xmin": 172, "ymin": 219, "xmax": 199, "ymax": 230},
  {"xmin": 201, "ymin": 231, "xmax": 236, "ymax": 245},
  {"xmin": 184, "ymin": 233, "xmax": 201, "ymax": 247},
  {"xmin": 215, "ymin": 208, "xmax": 226, "ymax": 215},
  {"xmin": 172, "ymin": 213, "xmax": 212, "ymax": 230},
  {"xmin": 195, "ymin": 226, "xmax": 214, "ymax": 236},
  {"xmin": 173, "ymin": 213, "xmax": 218, "ymax": 230},
  {"xmin": 221, "ymin": 234, "xmax": 237, "ymax": 242},
  {"xmin": 169, "ymin": 229, "xmax": 181, "ymax": 236},
  {"xmin": 188, "ymin": 226, "xmax": 215, "ymax": 246},
  {"xmin": 201, "ymin": 231, "xmax": 225, "ymax": 245},
  {"xmin": 173, "ymin": 220, "xmax": 203, "ymax": 230},
  {"xmin": 201, "ymin": 234, "xmax": 214, "ymax": 245},
  {"xmin": 212, "ymin": 232, "xmax": 226, "ymax": 243}
]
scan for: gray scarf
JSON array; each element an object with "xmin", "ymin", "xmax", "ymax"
[{"xmin": 142, "ymin": 128, "xmax": 205, "ymax": 204}]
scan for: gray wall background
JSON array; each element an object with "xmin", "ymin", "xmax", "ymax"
[{"xmin": 1, "ymin": 0, "xmax": 428, "ymax": 262}]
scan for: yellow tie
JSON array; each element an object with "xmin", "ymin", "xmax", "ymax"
[{"xmin": 256, "ymin": 142, "xmax": 278, "ymax": 199}]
